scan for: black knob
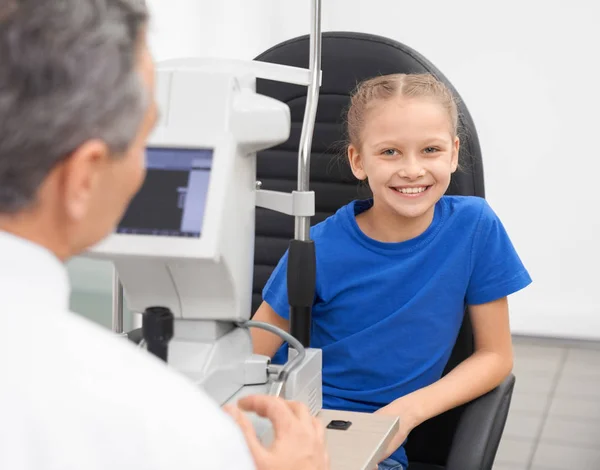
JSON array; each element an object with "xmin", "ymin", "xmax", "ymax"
[{"xmin": 142, "ymin": 306, "xmax": 174, "ymax": 362}]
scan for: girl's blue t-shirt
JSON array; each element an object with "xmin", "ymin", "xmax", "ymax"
[{"xmin": 262, "ymin": 195, "xmax": 532, "ymax": 466}]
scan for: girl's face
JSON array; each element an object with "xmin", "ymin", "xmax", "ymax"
[{"xmin": 348, "ymin": 95, "xmax": 459, "ymax": 224}]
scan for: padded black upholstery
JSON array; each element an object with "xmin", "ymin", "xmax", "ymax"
[
  {"xmin": 252, "ymin": 31, "xmax": 485, "ymax": 315},
  {"xmin": 252, "ymin": 32, "xmax": 510, "ymax": 470},
  {"xmin": 409, "ymin": 464, "xmax": 445, "ymax": 470}
]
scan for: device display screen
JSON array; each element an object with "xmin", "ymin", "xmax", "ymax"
[{"xmin": 116, "ymin": 147, "xmax": 212, "ymax": 238}]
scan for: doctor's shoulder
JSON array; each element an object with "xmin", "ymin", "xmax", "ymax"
[{"xmin": 66, "ymin": 314, "xmax": 256, "ymax": 469}]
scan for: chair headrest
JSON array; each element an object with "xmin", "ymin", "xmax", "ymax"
[
  {"xmin": 252, "ymin": 33, "xmax": 484, "ymax": 466},
  {"xmin": 255, "ymin": 31, "xmax": 485, "ymax": 198}
]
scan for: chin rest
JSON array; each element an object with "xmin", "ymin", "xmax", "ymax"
[{"xmin": 252, "ymin": 32, "xmax": 512, "ymax": 470}]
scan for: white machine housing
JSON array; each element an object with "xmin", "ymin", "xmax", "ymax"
[
  {"xmin": 86, "ymin": 58, "xmax": 322, "ymax": 414},
  {"xmin": 92, "ymin": 60, "xmax": 288, "ymax": 322}
]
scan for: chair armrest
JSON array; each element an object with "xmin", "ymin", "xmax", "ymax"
[{"xmin": 445, "ymin": 373, "xmax": 515, "ymax": 470}]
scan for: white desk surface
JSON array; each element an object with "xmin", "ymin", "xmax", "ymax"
[{"xmin": 318, "ymin": 409, "xmax": 399, "ymax": 470}]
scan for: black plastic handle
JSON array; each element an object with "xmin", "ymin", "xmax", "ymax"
[
  {"xmin": 287, "ymin": 239, "xmax": 316, "ymax": 347},
  {"xmin": 142, "ymin": 306, "xmax": 174, "ymax": 362}
]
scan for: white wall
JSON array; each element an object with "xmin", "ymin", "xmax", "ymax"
[
  {"xmin": 69, "ymin": 0, "xmax": 600, "ymax": 340},
  {"xmin": 146, "ymin": 0, "xmax": 281, "ymax": 61},
  {"xmin": 294, "ymin": 0, "xmax": 600, "ymax": 340}
]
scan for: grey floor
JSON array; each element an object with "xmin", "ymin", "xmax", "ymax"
[{"xmin": 494, "ymin": 336, "xmax": 600, "ymax": 470}]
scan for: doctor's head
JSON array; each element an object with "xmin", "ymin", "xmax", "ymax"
[{"xmin": 0, "ymin": 0, "xmax": 157, "ymax": 260}]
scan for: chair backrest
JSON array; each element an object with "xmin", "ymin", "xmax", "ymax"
[{"xmin": 252, "ymin": 31, "xmax": 485, "ymax": 466}]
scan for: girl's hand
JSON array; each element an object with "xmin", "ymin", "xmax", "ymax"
[{"xmin": 374, "ymin": 396, "xmax": 422, "ymax": 462}]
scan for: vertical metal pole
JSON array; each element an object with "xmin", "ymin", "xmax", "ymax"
[
  {"xmin": 288, "ymin": 0, "xmax": 322, "ymax": 347},
  {"xmin": 112, "ymin": 266, "xmax": 125, "ymax": 335},
  {"xmin": 295, "ymin": 0, "xmax": 321, "ymax": 241}
]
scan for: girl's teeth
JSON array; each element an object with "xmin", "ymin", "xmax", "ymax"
[{"xmin": 396, "ymin": 187, "xmax": 427, "ymax": 194}]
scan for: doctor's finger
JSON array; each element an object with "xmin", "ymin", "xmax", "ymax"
[
  {"xmin": 237, "ymin": 395, "xmax": 295, "ymax": 433},
  {"xmin": 223, "ymin": 405, "xmax": 267, "ymax": 462},
  {"xmin": 285, "ymin": 400, "xmax": 314, "ymax": 426},
  {"xmin": 312, "ymin": 416, "xmax": 326, "ymax": 441}
]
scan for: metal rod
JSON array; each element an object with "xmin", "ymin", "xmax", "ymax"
[
  {"xmin": 295, "ymin": 0, "xmax": 322, "ymax": 241},
  {"xmin": 112, "ymin": 267, "xmax": 124, "ymax": 335}
]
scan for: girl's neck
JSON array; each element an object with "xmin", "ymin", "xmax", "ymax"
[{"xmin": 356, "ymin": 199, "xmax": 436, "ymax": 243}]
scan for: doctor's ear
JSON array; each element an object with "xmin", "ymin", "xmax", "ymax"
[
  {"xmin": 348, "ymin": 145, "xmax": 367, "ymax": 181},
  {"xmin": 60, "ymin": 139, "xmax": 110, "ymax": 220}
]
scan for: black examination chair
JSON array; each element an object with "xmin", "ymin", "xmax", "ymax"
[{"xmin": 252, "ymin": 32, "xmax": 514, "ymax": 470}]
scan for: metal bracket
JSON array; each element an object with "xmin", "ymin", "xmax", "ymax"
[
  {"xmin": 244, "ymin": 354, "xmax": 270, "ymax": 385},
  {"xmin": 255, "ymin": 189, "xmax": 315, "ymax": 217},
  {"xmin": 112, "ymin": 267, "xmax": 125, "ymax": 335}
]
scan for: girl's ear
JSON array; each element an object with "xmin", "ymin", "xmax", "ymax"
[
  {"xmin": 348, "ymin": 144, "xmax": 367, "ymax": 180},
  {"xmin": 450, "ymin": 136, "xmax": 460, "ymax": 172}
]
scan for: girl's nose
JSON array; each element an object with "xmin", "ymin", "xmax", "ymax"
[{"xmin": 397, "ymin": 156, "xmax": 426, "ymax": 180}]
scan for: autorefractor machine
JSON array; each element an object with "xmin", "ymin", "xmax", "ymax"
[{"xmin": 84, "ymin": 1, "xmax": 398, "ymax": 467}]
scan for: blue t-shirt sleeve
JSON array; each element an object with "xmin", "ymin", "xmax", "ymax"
[
  {"xmin": 262, "ymin": 250, "xmax": 291, "ymax": 320},
  {"xmin": 466, "ymin": 201, "xmax": 532, "ymax": 305}
]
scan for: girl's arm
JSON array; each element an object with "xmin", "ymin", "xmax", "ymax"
[
  {"xmin": 251, "ymin": 301, "xmax": 290, "ymax": 358},
  {"xmin": 376, "ymin": 296, "xmax": 514, "ymax": 459}
]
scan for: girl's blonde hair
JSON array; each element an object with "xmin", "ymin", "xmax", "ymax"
[{"xmin": 346, "ymin": 73, "xmax": 459, "ymax": 150}]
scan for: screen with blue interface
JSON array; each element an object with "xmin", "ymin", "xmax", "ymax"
[{"xmin": 117, "ymin": 147, "xmax": 212, "ymax": 238}]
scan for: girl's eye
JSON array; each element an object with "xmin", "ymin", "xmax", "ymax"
[
  {"xmin": 423, "ymin": 147, "xmax": 440, "ymax": 154},
  {"xmin": 382, "ymin": 149, "xmax": 398, "ymax": 156}
]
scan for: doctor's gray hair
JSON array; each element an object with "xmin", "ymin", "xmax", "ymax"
[{"xmin": 0, "ymin": 0, "xmax": 149, "ymax": 214}]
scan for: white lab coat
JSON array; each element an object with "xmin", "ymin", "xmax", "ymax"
[{"xmin": 0, "ymin": 231, "xmax": 256, "ymax": 470}]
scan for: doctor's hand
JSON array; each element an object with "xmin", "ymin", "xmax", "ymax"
[{"xmin": 224, "ymin": 395, "xmax": 330, "ymax": 470}]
